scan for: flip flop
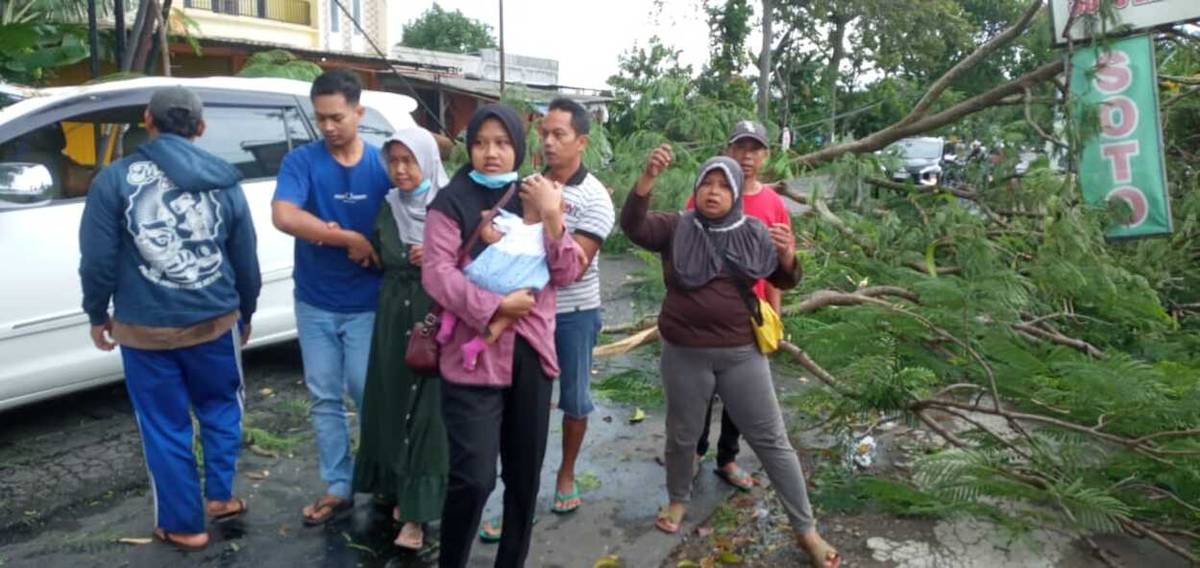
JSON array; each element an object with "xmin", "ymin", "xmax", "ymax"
[
  {"xmin": 655, "ymin": 506, "xmax": 684, "ymax": 534},
  {"xmin": 153, "ymin": 528, "xmax": 208, "ymax": 552},
  {"xmin": 714, "ymin": 464, "xmax": 755, "ymax": 492},
  {"xmin": 207, "ymin": 497, "xmax": 247, "ymax": 522},
  {"xmin": 478, "ymin": 514, "xmax": 540, "ymax": 543},
  {"xmin": 551, "ymin": 483, "xmax": 581, "ymax": 514},
  {"xmin": 479, "ymin": 515, "xmax": 503, "ymax": 543},
  {"xmin": 301, "ymin": 495, "xmax": 353, "ymax": 526}
]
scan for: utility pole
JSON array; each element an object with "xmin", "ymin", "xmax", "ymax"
[
  {"xmin": 114, "ymin": 0, "xmax": 126, "ymax": 68},
  {"xmin": 757, "ymin": 0, "xmax": 772, "ymax": 122},
  {"xmin": 499, "ymin": 0, "xmax": 506, "ymax": 96},
  {"xmin": 87, "ymin": 0, "xmax": 100, "ymax": 79}
]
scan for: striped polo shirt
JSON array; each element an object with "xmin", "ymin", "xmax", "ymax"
[{"xmin": 556, "ymin": 165, "xmax": 615, "ymax": 313}]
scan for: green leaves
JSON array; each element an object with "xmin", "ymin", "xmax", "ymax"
[
  {"xmin": 237, "ymin": 49, "xmax": 322, "ymax": 82},
  {"xmin": 399, "ymin": 4, "xmax": 496, "ymax": 54},
  {"xmin": 0, "ymin": 22, "xmax": 90, "ymax": 83}
]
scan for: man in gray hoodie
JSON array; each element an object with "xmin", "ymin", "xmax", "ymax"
[{"xmin": 79, "ymin": 86, "xmax": 261, "ymax": 551}]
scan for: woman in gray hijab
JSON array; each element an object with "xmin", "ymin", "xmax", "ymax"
[
  {"xmin": 353, "ymin": 127, "xmax": 449, "ymax": 551},
  {"xmin": 620, "ymin": 146, "xmax": 841, "ymax": 568}
]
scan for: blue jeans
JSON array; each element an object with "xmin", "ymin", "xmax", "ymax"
[
  {"xmin": 295, "ymin": 300, "xmax": 375, "ymax": 499},
  {"xmin": 555, "ymin": 308, "xmax": 602, "ymax": 418}
]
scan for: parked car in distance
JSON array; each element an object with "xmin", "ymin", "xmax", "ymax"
[
  {"xmin": 0, "ymin": 76, "xmax": 417, "ymax": 411},
  {"xmin": 882, "ymin": 136, "xmax": 946, "ymax": 187}
]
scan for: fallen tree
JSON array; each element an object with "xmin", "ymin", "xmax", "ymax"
[{"xmin": 590, "ymin": 1, "xmax": 1200, "ymax": 562}]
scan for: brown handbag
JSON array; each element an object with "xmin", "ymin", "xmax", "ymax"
[{"xmin": 404, "ymin": 182, "xmax": 519, "ymax": 374}]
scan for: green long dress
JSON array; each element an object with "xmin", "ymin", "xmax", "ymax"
[{"xmin": 353, "ymin": 201, "xmax": 447, "ymax": 523}]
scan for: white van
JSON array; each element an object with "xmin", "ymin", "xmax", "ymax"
[{"xmin": 0, "ymin": 76, "xmax": 416, "ymax": 411}]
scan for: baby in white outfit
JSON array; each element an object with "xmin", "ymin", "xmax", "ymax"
[{"xmin": 436, "ymin": 204, "xmax": 549, "ymax": 371}]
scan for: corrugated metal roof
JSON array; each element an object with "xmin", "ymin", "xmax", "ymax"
[{"xmin": 432, "ymin": 76, "xmax": 613, "ymax": 105}]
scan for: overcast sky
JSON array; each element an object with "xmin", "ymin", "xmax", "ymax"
[{"xmin": 387, "ymin": 0, "xmax": 728, "ymax": 91}]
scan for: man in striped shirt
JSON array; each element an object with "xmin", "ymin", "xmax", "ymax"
[{"xmin": 542, "ymin": 98, "xmax": 615, "ymax": 514}]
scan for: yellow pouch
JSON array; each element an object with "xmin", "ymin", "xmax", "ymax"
[{"xmin": 752, "ymin": 298, "xmax": 783, "ymax": 354}]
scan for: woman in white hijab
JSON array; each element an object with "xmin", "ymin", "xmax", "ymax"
[{"xmin": 352, "ymin": 127, "xmax": 450, "ymax": 551}]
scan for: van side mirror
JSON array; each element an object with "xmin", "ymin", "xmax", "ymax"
[{"xmin": 0, "ymin": 162, "xmax": 54, "ymax": 208}]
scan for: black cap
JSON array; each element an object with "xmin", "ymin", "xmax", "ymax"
[
  {"xmin": 148, "ymin": 86, "xmax": 203, "ymax": 122},
  {"xmin": 727, "ymin": 120, "xmax": 768, "ymax": 147}
]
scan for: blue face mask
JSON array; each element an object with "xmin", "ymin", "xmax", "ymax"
[
  {"xmin": 401, "ymin": 179, "xmax": 431, "ymax": 198},
  {"xmin": 468, "ymin": 170, "xmax": 518, "ymax": 189}
]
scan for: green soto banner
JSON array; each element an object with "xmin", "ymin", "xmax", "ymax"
[{"xmin": 1070, "ymin": 34, "xmax": 1172, "ymax": 239}]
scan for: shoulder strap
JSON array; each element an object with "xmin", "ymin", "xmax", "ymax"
[
  {"xmin": 722, "ymin": 256, "xmax": 764, "ymax": 325},
  {"xmin": 457, "ymin": 181, "xmax": 519, "ymax": 266}
]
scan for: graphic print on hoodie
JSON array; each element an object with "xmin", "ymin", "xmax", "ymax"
[
  {"xmin": 124, "ymin": 159, "xmax": 225, "ymax": 289},
  {"xmin": 80, "ymin": 133, "xmax": 261, "ymax": 329}
]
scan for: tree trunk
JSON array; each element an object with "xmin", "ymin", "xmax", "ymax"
[
  {"xmin": 824, "ymin": 12, "xmax": 847, "ymax": 143},
  {"xmin": 757, "ymin": 0, "xmax": 772, "ymax": 121}
]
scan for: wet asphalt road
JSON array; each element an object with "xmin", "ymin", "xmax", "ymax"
[
  {"xmin": 0, "ymin": 255, "xmax": 748, "ymax": 568},
  {"xmin": 0, "ymin": 342, "xmax": 738, "ymax": 568}
]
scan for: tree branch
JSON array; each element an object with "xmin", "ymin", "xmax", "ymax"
[
  {"xmin": 918, "ymin": 399, "xmax": 1200, "ymax": 460},
  {"xmin": 904, "ymin": 260, "xmax": 963, "ymax": 276},
  {"xmin": 864, "ymin": 176, "xmax": 979, "ymax": 200},
  {"xmin": 898, "ymin": 0, "xmax": 1046, "ymax": 127},
  {"xmin": 1161, "ymin": 74, "xmax": 1200, "ymax": 86},
  {"xmin": 812, "ymin": 198, "xmax": 876, "ymax": 252},
  {"xmin": 778, "ymin": 340, "xmax": 854, "ymax": 397},
  {"xmin": 1164, "ymin": 84, "xmax": 1200, "ymax": 108},
  {"xmin": 791, "ymin": 59, "xmax": 1063, "ymax": 168},
  {"xmin": 1023, "ymin": 85, "xmax": 1069, "ymax": 150},
  {"xmin": 1011, "ymin": 321, "xmax": 1106, "ymax": 358},
  {"xmin": 1121, "ymin": 518, "xmax": 1199, "ymax": 564},
  {"xmin": 857, "ymin": 286, "xmax": 922, "ymax": 303}
]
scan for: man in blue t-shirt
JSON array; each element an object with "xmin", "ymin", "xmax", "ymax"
[{"xmin": 271, "ymin": 69, "xmax": 391, "ymax": 525}]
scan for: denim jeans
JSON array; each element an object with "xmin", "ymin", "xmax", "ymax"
[
  {"xmin": 555, "ymin": 308, "xmax": 602, "ymax": 418},
  {"xmin": 295, "ymin": 299, "xmax": 375, "ymax": 499}
]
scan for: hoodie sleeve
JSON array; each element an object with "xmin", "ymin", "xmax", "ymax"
[
  {"xmin": 79, "ymin": 167, "xmax": 123, "ymax": 326},
  {"xmin": 225, "ymin": 185, "xmax": 262, "ymax": 325}
]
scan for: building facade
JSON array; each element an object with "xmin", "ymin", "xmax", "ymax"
[{"xmin": 178, "ymin": 0, "xmax": 387, "ymax": 56}]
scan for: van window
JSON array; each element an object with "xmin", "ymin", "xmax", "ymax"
[
  {"xmin": 194, "ymin": 106, "xmax": 294, "ymax": 180},
  {"xmin": 0, "ymin": 105, "xmax": 145, "ymax": 202},
  {"xmin": 358, "ymin": 107, "xmax": 394, "ymax": 148},
  {"xmin": 284, "ymin": 107, "xmax": 314, "ymax": 147}
]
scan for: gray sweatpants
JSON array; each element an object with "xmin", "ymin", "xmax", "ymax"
[{"xmin": 661, "ymin": 341, "xmax": 816, "ymax": 532}]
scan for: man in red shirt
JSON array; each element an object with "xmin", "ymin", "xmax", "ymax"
[{"xmin": 688, "ymin": 120, "xmax": 792, "ymax": 491}]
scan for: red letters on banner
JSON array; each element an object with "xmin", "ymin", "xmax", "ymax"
[{"xmin": 1092, "ymin": 48, "xmax": 1148, "ymax": 227}]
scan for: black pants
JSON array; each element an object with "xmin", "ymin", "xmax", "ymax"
[
  {"xmin": 439, "ymin": 337, "xmax": 553, "ymax": 568},
  {"xmin": 695, "ymin": 395, "xmax": 741, "ymax": 467}
]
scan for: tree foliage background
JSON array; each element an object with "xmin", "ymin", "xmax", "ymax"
[{"xmin": 399, "ymin": 3, "xmax": 496, "ymax": 54}]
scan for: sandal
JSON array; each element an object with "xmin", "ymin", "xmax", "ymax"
[
  {"xmin": 714, "ymin": 464, "xmax": 755, "ymax": 492},
  {"xmin": 153, "ymin": 527, "xmax": 208, "ymax": 552},
  {"xmin": 478, "ymin": 514, "xmax": 540, "ymax": 543},
  {"xmin": 551, "ymin": 483, "xmax": 581, "ymax": 514},
  {"xmin": 655, "ymin": 505, "xmax": 684, "ymax": 534},
  {"xmin": 801, "ymin": 534, "xmax": 842, "ymax": 568},
  {"xmin": 207, "ymin": 497, "xmax": 247, "ymax": 522},
  {"xmin": 394, "ymin": 522, "xmax": 424, "ymax": 551},
  {"xmin": 479, "ymin": 515, "xmax": 503, "ymax": 543},
  {"xmin": 301, "ymin": 495, "xmax": 353, "ymax": 526}
]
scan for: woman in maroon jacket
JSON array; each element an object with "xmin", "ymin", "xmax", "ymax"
[{"xmin": 620, "ymin": 145, "xmax": 840, "ymax": 568}]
